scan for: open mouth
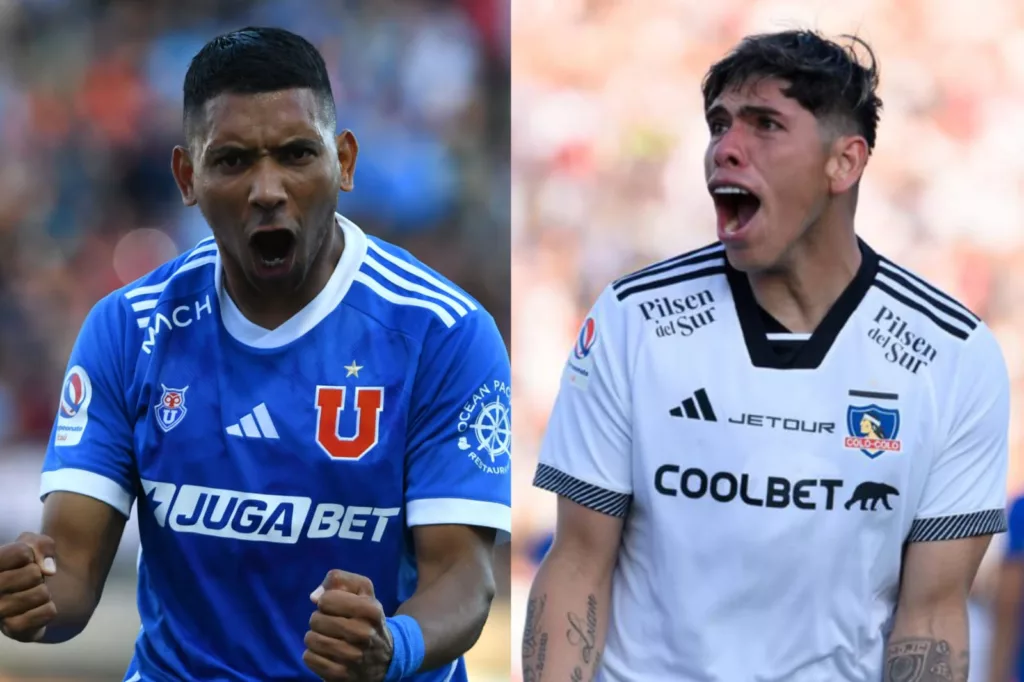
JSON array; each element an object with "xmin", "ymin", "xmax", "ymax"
[
  {"xmin": 247, "ymin": 227, "xmax": 296, "ymax": 272},
  {"xmin": 249, "ymin": 229, "xmax": 296, "ymax": 269},
  {"xmin": 711, "ymin": 185, "xmax": 762, "ymax": 238}
]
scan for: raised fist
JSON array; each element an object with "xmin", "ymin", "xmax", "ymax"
[
  {"xmin": 303, "ymin": 569, "xmax": 393, "ymax": 682},
  {"xmin": 0, "ymin": 533, "xmax": 58, "ymax": 642}
]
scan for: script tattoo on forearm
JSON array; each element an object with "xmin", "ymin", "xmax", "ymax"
[
  {"xmin": 885, "ymin": 638, "xmax": 969, "ymax": 682},
  {"xmin": 522, "ymin": 595, "xmax": 549, "ymax": 682},
  {"xmin": 590, "ymin": 650, "xmax": 603, "ymax": 682},
  {"xmin": 567, "ymin": 594, "xmax": 599, "ymax": 682}
]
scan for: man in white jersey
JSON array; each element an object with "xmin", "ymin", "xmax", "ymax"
[{"xmin": 522, "ymin": 30, "xmax": 1009, "ymax": 682}]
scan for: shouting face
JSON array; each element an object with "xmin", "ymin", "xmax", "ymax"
[
  {"xmin": 703, "ymin": 77, "xmax": 861, "ymax": 272},
  {"xmin": 172, "ymin": 88, "xmax": 356, "ymax": 296}
]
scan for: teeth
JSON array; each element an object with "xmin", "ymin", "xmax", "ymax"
[
  {"xmin": 724, "ymin": 217, "xmax": 739, "ymax": 235},
  {"xmin": 713, "ymin": 186, "xmax": 751, "ymax": 196},
  {"xmin": 262, "ymin": 257, "xmax": 285, "ymax": 267}
]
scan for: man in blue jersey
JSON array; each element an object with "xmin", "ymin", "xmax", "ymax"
[
  {"xmin": 987, "ymin": 495, "xmax": 1024, "ymax": 682},
  {"xmin": 0, "ymin": 26, "xmax": 511, "ymax": 682}
]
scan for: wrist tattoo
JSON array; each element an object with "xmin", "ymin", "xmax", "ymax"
[{"xmin": 885, "ymin": 638, "xmax": 969, "ymax": 682}]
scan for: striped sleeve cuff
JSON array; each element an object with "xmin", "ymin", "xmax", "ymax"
[
  {"xmin": 907, "ymin": 508, "xmax": 1007, "ymax": 543},
  {"xmin": 533, "ymin": 463, "xmax": 631, "ymax": 518}
]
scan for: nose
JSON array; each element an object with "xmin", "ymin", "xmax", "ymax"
[
  {"xmin": 248, "ymin": 159, "xmax": 287, "ymax": 211},
  {"xmin": 711, "ymin": 128, "xmax": 747, "ymax": 170}
]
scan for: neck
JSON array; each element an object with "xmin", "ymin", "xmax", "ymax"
[
  {"xmin": 224, "ymin": 217, "xmax": 344, "ymax": 331},
  {"xmin": 747, "ymin": 217, "xmax": 861, "ymax": 334}
]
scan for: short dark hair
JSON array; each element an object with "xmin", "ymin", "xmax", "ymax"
[
  {"xmin": 182, "ymin": 26, "xmax": 335, "ymax": 143},
  {"xmin": 702, "ymin": 30, "xmax": 882, "ymax": 152}
]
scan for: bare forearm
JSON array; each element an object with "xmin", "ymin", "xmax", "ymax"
[
  {"xmin": 522, "ymin": 557, "xmax": 611, "ymax": 682},
  {"xmin": 37, "ymin": 570, "xmax": 100, "ymax": 643},
  {"xmin": 396, "ymin": 560, "xmax": 495, "ymax": 671},
  {"xmin": 37, "ymin": 496, "xmax": 123, "ymax": 644},
  {"xmin": 986, "ymin": 564, "xmax": 1024, "ymax": 682},
  {"xmin": 987, "ymin": 603, "xmax": 1019, "ymax": 682},
  {"xmin": 885, "ymin": 603, "xmax": 969, "ymax": 682},
  {"xmin": 987, "ymin": 629, "xmax": 1017, "ymax": 682}
]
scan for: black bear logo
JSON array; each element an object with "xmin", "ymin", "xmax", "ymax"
[{"xmin": 844, "ymin": 481, "xmax": 899, "ymax": 511}]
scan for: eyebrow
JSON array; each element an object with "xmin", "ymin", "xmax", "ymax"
[
  {"xmin": 206, "ymin": 137, "xmax": 322, "ymax": 154},
  {"xmin": 706, "ymin": 104, "xmax": 786, "ymax": 120}
]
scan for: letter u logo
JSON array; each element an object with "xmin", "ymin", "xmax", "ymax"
[{"xmin": 314, "ymin": 386, "xmax": 385, "ymax": 460}]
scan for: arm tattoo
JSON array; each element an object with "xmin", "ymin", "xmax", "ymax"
[
  {"xmin": 567, "ymin": 594, "xmax": 600, "ymax": 682},
  {"xmin": 522, "ymin": 595, "xmax": 549, "ymax": 682},
  {"xmin": 590, "ymin": 650, "xmax": 603, "ymax": 682},
  {"xmin": 885, "ymin": 638, "xmax": 969, "ymax": 682}
]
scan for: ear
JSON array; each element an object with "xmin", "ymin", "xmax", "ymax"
[
  {"xmin": 171, "ymin": 146, "xmax": 198, "ymax": 207},
  {"xmin": 336, "ymin": 130, "xmax": 358, "ymax": 193},
  {"xmin": 825, "ymin": 135, "xmax": 869, "ymax": 195}
]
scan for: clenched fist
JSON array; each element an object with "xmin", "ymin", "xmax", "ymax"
[
  {"xmin": 0, "ymin": 533, "xmax": 57, "ymax": 642},
  {"xmin": 303, "ymin": 569, "xmax": 393, "ymax": 682}
]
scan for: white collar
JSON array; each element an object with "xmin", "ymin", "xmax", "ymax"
[{"xmin": 215, "ymin": 213, "xmax": 367, "ymax": 349}]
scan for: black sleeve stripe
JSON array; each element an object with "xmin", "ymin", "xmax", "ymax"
[
  {"xmin": 612, "ymin": 244, "xmax": 725, "ymax": 290},
  {"xmin": 872, "ymin": 280, "xmax": 969, "ymax": 341},
  {"xmin": 533, "ymin": 463, "xmax": 632, "ymax": 518},
  {"xmin": 876, "ymin": 265, "xmax": 978, "ymax": 331},
  {"xmin": 615, "ymin": 265, "xmax": 726, "ymax": 301},
  {"xmin": 907, "ymin": 508, "xmax": 1007, "ymax": 543},
  {"xmin": 878, "ymin": 256, "xmax": 981, "ymax": 323}
]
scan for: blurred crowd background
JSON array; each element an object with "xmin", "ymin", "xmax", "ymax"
[
  {"xmin": 511, "ymin": 0, "xmax": 1024, "ymax": 680},
  {"xmin": 0, "ymin": 0, "xmax": 509, "ymax": 680}
]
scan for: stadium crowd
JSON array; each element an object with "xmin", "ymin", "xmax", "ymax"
[
  {"xmin": 0, "ymin": 0, "xmax": 510, "ymax": 679},
  {"xmin": 511, "ymin": 0, "xmax": 1024, "ymax": 680}
]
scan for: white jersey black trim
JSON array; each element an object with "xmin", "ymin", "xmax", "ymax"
[
  {"xmin": 730, "ymin": 239, "xmax": 879, "ymax": 370},
  {"xmin": 533, "ymin": 463, "xmax": 631, "ymax": 518},
  {"xmin": 872, "ymin": 279, "xmax": 968, "ymax": 341},
  {"xmin": 613, "ymin": 244, "xmax": 726, "ymax": 302},
  {"xmin": 613, "ymin": 242, "xmax": 725, "ymax": 288},
  {"xmin": 878, "ymin": 257, "xmax": 980, "ymax": 323},
  {"xmin": 873, "ymin": 260, "xmax": 978, "ymax": 341},
  {"xmin": 906, "ymin": 508, "xmax": 1007, "ymax": 542}
]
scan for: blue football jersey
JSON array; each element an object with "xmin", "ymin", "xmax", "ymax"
[
  {"xmin": 40, "ymin": 215, "xmax": 512, "ymax": 682},
  {"xmin": 1006, "ymin": 494, "xmax": 1024, "ymax": 682}
]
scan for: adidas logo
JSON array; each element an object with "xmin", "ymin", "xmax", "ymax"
[
  {"xmin": 669, "ymin": 388, "xmax": 717, "ymax": 421},
  {"xmin": 226, "ymin": 403, "xmax": 279, "ymax": 439}
]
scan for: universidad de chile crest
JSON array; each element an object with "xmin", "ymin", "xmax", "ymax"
[
  {"xmin": 154, "ymin": 384, "xmax": 189, "ymax": 433},
  {"xmin": 844, "ymin": 404, "xmax": 901, "ymax": 459}
]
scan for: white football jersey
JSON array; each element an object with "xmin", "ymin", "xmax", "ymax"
[{"xmin": 534, "ymin": 241, "xmax": 1009, "ymax": 682}]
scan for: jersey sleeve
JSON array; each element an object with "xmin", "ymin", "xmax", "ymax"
[
  {"xmin": 908, "ymin": 326, "xmax": 1009, "ymax": 543},
  {"xmin": 404, "ymin": 308, "xmax": 511, "ymax": 544},
  {"xmin": 40, "ymin": 293, "xmax": 137, "ymax": 517},
  {"xmin": 533, "ymin": 285, "xmax": 633, "ymax": 518},
  {"xmin": 1005, "ymin": 496, "xmax": 1024, "ymax": 561}
]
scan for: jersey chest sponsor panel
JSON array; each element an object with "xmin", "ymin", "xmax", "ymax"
[
  {"xmin": 624, "ymin": 295, "xmax": 929, "ymax": 673},
  {"xmin": 132, "ymin": 306, "xmax": 412, "ymax": 601},
  {"xmin": 631, "ymin": 303, "xmax": 932, "ymax": 571}
]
